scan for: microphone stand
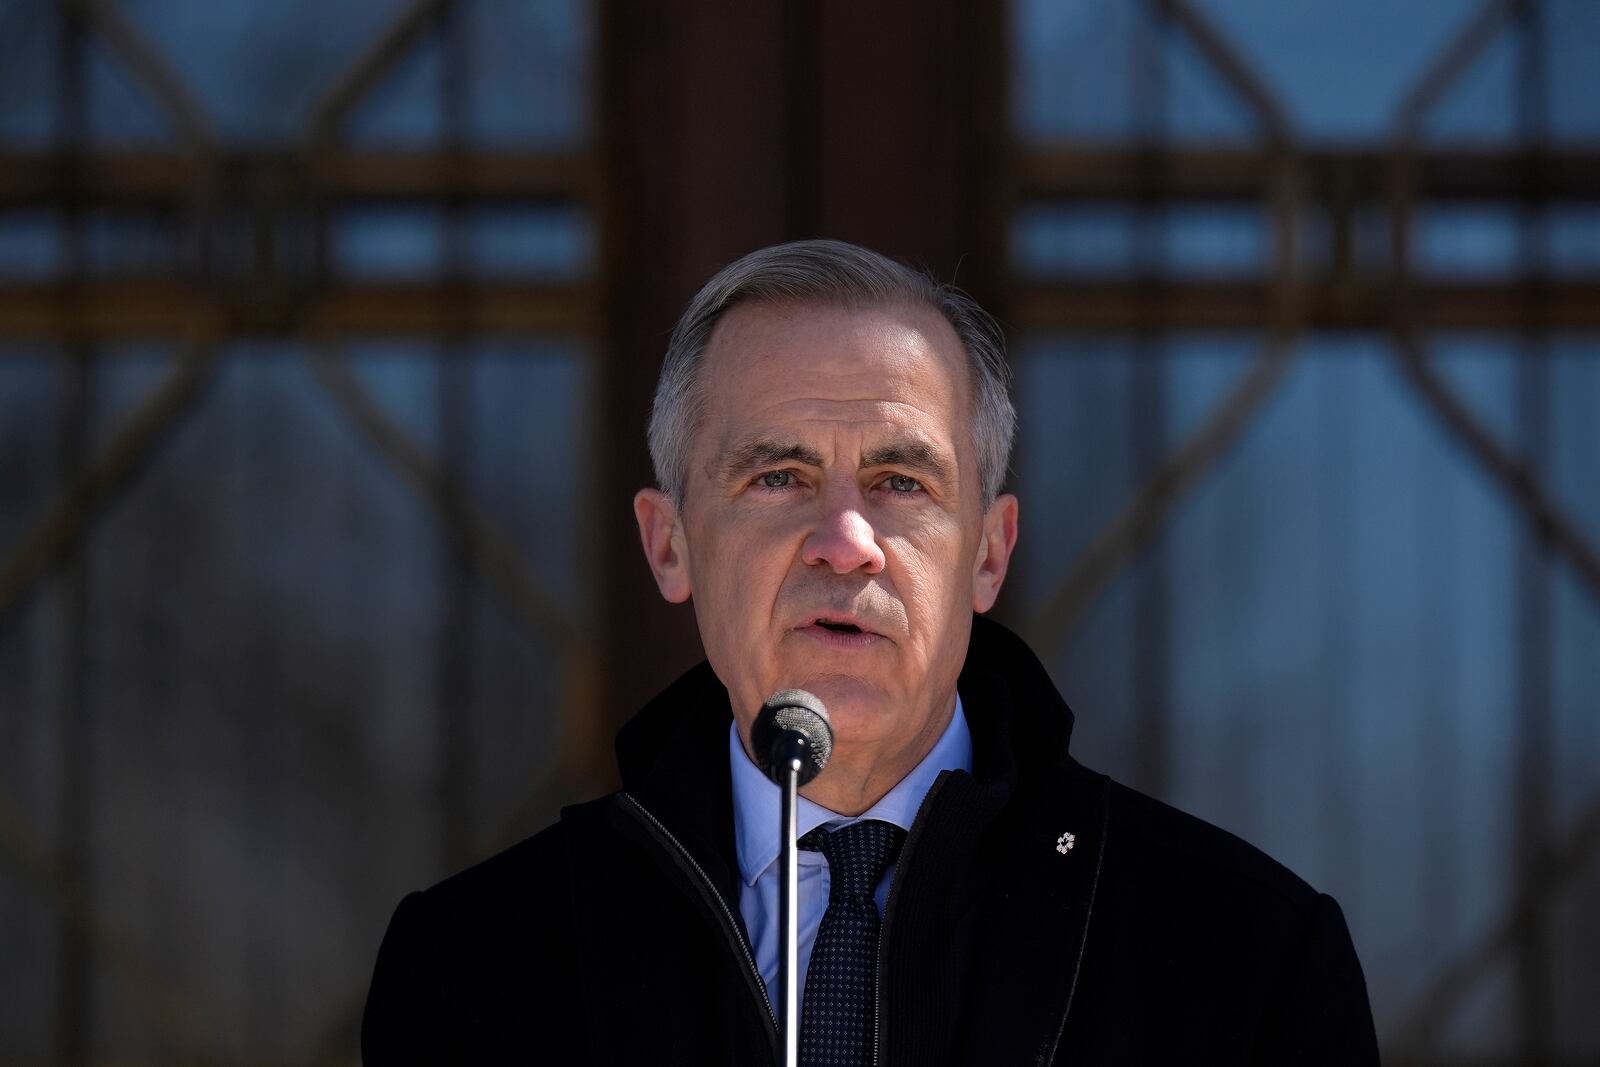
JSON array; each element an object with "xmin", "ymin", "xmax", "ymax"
[
  {"xmin": 777, "ymin": 744, "xmax": 802, "ymax": 1067},
  {"xmin": 752, "ymin": 690, "xmax": 831, "ymax": 1067}
]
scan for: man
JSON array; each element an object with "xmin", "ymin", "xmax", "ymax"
[{"xmin": 363, "ymin": 240, "xmax": 1378, "ymax": 1064}]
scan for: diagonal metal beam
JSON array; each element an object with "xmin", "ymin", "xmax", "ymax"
[
  {"xmin": 1391, "ymin": 0, "xmax": 1529, "ymax": 140},
  {"xmin": 1023, "ymin": 330, "xmax": 1298, "ymax": 653},
  {"xmin": 1385, "ymin": 791, "xmax": 1600, "ymax": 1064},
  {"xmin": 308, "ymin": 0, "xmax": 456, "ymax": 147},
  {"xmin": 1024, "ymin": 4, "xmax": 1306, "ymax": 653},
  {"xmin": 1391, "ymin": 328, "xmax": 1600, "ymax": 610},
  {"xmin": 0, "ymin": 782, "xmax": 217, "ymax": 1058},
  {"xmin": 70, "ymin": 0, "xmax": 217, "ymax": 153},
  {"xmin": 0, "ymin": 337, "xmax": 220, "ymax": 627},
  {"xmin": 1382, "ymin": 0, "xmax": 1600, "ymax": 614},
  {"xmin": 1149, "ymin": 0, "xmax": 1292, "ymax": 144},
  {"xmin": 305, "ymin": 340, "xmax": 575, "ymax": 651}
]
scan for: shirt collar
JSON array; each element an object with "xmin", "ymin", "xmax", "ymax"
[{"xmin": 729, "ymin": 694, "xmax": 973, "ymax": 888}]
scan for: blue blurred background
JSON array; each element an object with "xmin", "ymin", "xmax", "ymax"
[{"xmin": 1, "ymin": 0, "xmax": 1596, "ymax": 1063}]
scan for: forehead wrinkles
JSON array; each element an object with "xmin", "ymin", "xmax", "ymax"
[
  {"xmin": 744, "ymin": 395, "xmax": 945, "ymax": 429},
  {"xmin": 711, "ymin": 395, "xmax": 953, "ymax": 468},
  {"xmin": 690, "ymin": 300, "xmax": 973, "ymax": 488}
]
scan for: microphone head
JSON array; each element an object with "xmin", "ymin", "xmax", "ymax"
[{"xmin": 751, "ymin": 688, "xmax": 833, "ymax": 786}]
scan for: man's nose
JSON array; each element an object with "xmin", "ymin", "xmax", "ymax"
[{"xmin": 801, "ymin": 494, "xmax": 887, "ymax": 574}]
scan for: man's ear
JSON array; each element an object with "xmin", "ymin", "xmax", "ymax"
[
  {"xmin": 972, "ymin": 493, "xmax": 1019, "ymax": 614},
  {"xmin": 634, "ymin": 488, "xmax": 693, "ymax": 604}
]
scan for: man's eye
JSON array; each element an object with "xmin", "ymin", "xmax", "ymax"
[
  {"xmin": 885, "ymin": 474, "xmax": 921, "ymax": 493},
  {"xmin": 759, "ymin": 470, "xmax": 793, "ymax": 489}
]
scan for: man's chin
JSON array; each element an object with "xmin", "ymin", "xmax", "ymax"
[{"xmin": 790, "ymin": 675, "xmax": 896, "ymax": 734}]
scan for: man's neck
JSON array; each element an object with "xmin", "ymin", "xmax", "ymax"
[{"xmin": 794, "ymin": 697, "xmax": 959, "ymax": 817}]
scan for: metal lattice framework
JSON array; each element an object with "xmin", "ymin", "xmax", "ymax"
[
  {"xmin": 0, "ymin": 0, "xmax": 1597, "ymax": 1061},
  {"xmin": 0, "ymin": 0, "xmax": 599, "ymax": 1060},
  {"xmin": 1011, "ymin": 2, "xmax": 1600, "ymax": 1062}
]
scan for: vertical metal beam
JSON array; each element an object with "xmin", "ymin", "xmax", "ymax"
[
  {"xmin": 1417, "ymin": 394, "xmax": 1460, "ymax": 997},
  {"xmin": 1316, "ymin": 362, "xmax": 1362, "ymax": 940},
  {"xmin": 1512, "ymin": 3, "xmax": 1553, "ymax": 1061},
  {"xmin": 52, "ymin": 3, "xmax": 92, "ymax": 1061},
  {"xmin": 436, "ymin": 0, "xmax": 475, "ymax": 874},
  {"xmin": 1129, "ymin": 0, "xmax": 1171, "ymax": 799}
]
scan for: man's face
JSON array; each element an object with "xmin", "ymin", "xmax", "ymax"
[{"xmin": 635, "ymin": 299, "xmax": 1018, "ymax": 803}]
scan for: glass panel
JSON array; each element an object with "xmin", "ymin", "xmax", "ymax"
[
  {"xmin": 1012, "ymin": 206, "xmax": 1138, "ymax": 276},
  {"xmin": 1012, "ymin": 204, "xmax": 1267, "ymax": 278},
  {"xmin": 1415, "ymin": 205, "xmax": 1521, "ymax": 278},
  {"xmin": 84, "ymin": 34, "xmax": 178, "ymax": 147},
  {"xmin": 1548, "ymin": 208, "xmax": 1600, "ymax": 276},
  {"xmin": 458, "ymin": 0, "xmax": 589, "ymax": 147},
  {"xmin": 343, "ymin": 0, "xmax": 591, "ymax": 147},
  {"xmin": 74, "ymin": 340, "xmax": 590, "ymax": 1054},
  {"xmin": 0, "ymin": 1, "xmax": 60, "ymax": 145},
  {"xmin": 1190, "ymin": 0, "xmax": 1486, "ymax": 139},
  {"xmin": 332, "ymin": 205, "xmax": 591, "ymax": 280},
  {"xmin": 84, "ymin": 211, "xmax": 177, "ymax": 276},
  {"xmin": 1548, "ymin": 0, "xmax": 1600, "ymax": 141},
  {"xmin": 332, "ymin": 207, "xmax": 447, "ymax": 279},
  {"xmin": 463, "ymin": 206, "xmax": 590, "ymax": 279},
  {"xmin": 1165, "ymin": 204, "xmax": 1267, "ymax": 276},
  {"xmin": 0, "ymin": 214, "xmax": 64, "ymax": 279},
  {"xmin": 1423, "ymin": 20, "xmax": 1518, "ymax": 144},
  {"xmin": 1010, "ymin": 334, "xmax": 1600, "ymax": 1051},
  {"xmin": 1163, "ymin": 15, "xmax": 1256, "ymax": 141},
  {"xmin": 1012, "ymin": 0, "xmax": 1143, "ymax": 141},
  {"xmin": 116, "ymin": 0, "xmax": 412, "ymax": 144}
]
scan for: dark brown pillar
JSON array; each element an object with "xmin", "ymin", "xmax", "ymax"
[{"xmin": 596, "ymin": 0, "xmax": 1005, "ymax": 750}]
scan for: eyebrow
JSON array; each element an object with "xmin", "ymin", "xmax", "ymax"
[
  {"xmin": 862, "ymin": 439, "xmax": 956, "ymax": 483},
  {"xmin": 716, "ymin": 435, "xmax": 956, "ymax": 485},
  {"xmin": 717, "ymin": 440, "xmax": 826, "ymax": 483}
]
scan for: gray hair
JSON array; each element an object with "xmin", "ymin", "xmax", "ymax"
[{"xmin": 647, "ymin": 238, "xmax": 1016, "ymax": 507}]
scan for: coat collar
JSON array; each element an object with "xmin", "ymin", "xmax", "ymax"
[
  {"xmin": 607, "ymin": 615, "xmax": 1107, "ymax": 1066},
  {"xmin": 614, "ymin": 614, "xmax": 1077, "ymax": 803}
]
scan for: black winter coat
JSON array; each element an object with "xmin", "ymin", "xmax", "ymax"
[{"xmin": 363, "ymin": 617, "xmax": 1379, "ymax": 1064}]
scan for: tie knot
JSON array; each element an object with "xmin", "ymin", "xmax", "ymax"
[{"xmin": 798, "ymin": 820, "xmax": 906, "ymax": 898}]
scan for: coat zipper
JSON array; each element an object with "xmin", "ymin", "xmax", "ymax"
[{"xmin": 618, "ymin": 792, "xmax": 780, "ymax": 1043}]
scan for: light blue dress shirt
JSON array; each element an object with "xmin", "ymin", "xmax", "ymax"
[{"xmin": 728, "ymin": 695, "xmax": 973, "ymax": 1016}]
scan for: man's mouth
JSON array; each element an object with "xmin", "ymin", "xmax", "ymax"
[{"xmin": 797, "ymin": 615, "xmax": 883, "ymax": 647}]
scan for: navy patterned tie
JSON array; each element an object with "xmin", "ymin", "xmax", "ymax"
[{"xmin": 797, "ymin": 820, "xmax": 907, "ymax": 1067}]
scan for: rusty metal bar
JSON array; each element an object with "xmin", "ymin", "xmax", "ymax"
[
  {"xmin": 1014, "ymin": 279, "xmax": 1600, "ymax": 333},
  {"xmin": 0, "ymin": 281, "xmax": 596, "ymax": 339},
  {"xmin": 0, "ymin": 149, "xmax": 588, "ymax": 204},
  {"xmin": 11, "ymin": 278, "xmax": 1600, "ymax": 340},
  {"xmin": 12, "ymin": 282, "xmax": 1600, "ymax": 342},
  {"xmin": 9, "ymin": 146, "xmax": 1600, "ymax": 207},
  {"xmin": 305, "ymin": 340, "xmax": 574, "ymax": 651},
  {"xmin": 0, "ymin": 337, "xmax": 221, "ymax": 626},
  {"xmin": 1014, "ymin": 145, "xmax": 1600, "ymax": 202}
]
